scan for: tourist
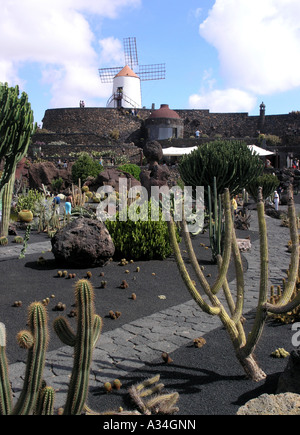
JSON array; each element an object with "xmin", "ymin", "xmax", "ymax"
[
  {"xmin": 63, "ymin": 160, "xmax": 68, "ymax": 169},
  {"xmin": 99, "ymin": 157, "xmax": 103, "ymax": 166},
  {"xmin": 265, "ymin": 159, "xmax": 271, "ymax": 168},
  {"xmin": 231, "ymin": 196, "xmax": 238, "ymax": 214},
  {"xmin": 65, "ymin": 195, "xmax": 72, "ymax": 215},
  {"xmin": 274, "ymin": 191, "xmax": 279, "ymax": 211},
  {"xmin": 52, "ymin": 193, "xmax": 61, "ymax": 214},
  {"xmin": 195, "ymin": 130, "xmax": 200, "ymax": 138}
]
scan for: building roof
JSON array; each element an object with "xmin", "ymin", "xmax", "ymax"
[
  {"xmin": 148, "ymin": 104, "xmax": 180, "ymax": 119},
  {"xmin": 115, "ymin": 65, "xmax": 139, "ymax": 79}
]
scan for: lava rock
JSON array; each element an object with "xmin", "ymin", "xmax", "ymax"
[{"xmin": 51, "ymin": 217, "xmax": 115, "ymax": 267}]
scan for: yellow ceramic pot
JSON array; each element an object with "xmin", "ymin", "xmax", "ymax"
[{"xmin": 18, "ymin": 209, "xmax": 33, "ymax": 223}]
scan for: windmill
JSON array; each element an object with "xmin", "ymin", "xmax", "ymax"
[{"xmin": 99, "ymin": 37, "xmax": 166, "ymax": 109}]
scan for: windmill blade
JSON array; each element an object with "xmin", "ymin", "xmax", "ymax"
[
  {"xmin": 98, "ymin": 67, "xmax": 124, "ymax": 83},
  {"xmin": 138, "ymin": 64, "xmax": 166, "ymax": 81},
  {"xmin": 123, "ymin": 37, "xmax": 139, "ymax": 69}
]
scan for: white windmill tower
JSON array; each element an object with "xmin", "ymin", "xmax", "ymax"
[{"xmin": 99, "ymin": 37, "xmax": 166, "ymax": 109}]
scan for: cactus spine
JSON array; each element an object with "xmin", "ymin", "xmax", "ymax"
[
  {"xmin": 167, "ymin": 185, "xmax": 299, "ymax": 382},
  {"xmin": 53, "ymin": 279, "xmax": 102, "ymax": 415}
]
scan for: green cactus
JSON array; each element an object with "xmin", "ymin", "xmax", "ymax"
[
  {"xmin": 167, "ymin": 185, "xmax": 300, "ymax": 382},
  {"xmin": 12, "ymin": 302, "xmax": 49, "ymax": 415},
  {"xmin": 0, "ymin": 236, "xmax": 8, "ymax": 246},
  {"xmin": 208, "ymin": 177, "xmax": 225, "ymax": 262},
  {"xmin": 13, "ymin": 235, "xmax": 24, "ymax": 244},
  {"xmin": 1, "ymin": 285, "xmax": 179, "ymax": 415},
  {"xmin": 53, "ymin": 279, "xmax": 102, "ymax": 415},
  {"xmin": 19, "ymin": 224, "xmax": 32, "ymax": 259},
  {"xmin": 0, "ymin": 83, "xmax": 36, "ymax": 191},
  {"xmin": 0, "ymin": 83, "xmax": 37, "ymax": 237},
  {"xmin": 0, "ymin": 322, "xmax": 12, "ymax": 415},
  {"xmin": 179, "ymin": 140, "xmax": 263, "ymax": 199},
  {"xmin": 0, "ymin": 176, "xmax": 15, "ymax": 237},
  {"xmin": 128, "ymin": 374, "xmax": 179, "ymax": 415},
  {"xmin": 0, "ymin": 302, "xmax": 49, "ymax": 415},
  {"xmin": 35, "ymin": 385, "xmax": 55, "ymax": 415}
]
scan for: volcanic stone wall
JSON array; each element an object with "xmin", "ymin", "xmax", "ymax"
[{"xmin": 34, "ymin": 106, "xmax": 300, "ymax": 154}]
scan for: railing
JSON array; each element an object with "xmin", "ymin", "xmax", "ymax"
[{"xmin": 106, "ymin": 92, "xmax": 139, "ymax": 109}]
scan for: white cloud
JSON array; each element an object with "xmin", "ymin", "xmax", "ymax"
[
  {"xmin": 99, "ymin": 37, "xmax": 124, "ymax": 66},
  {"xmin": 189, "ymin": 88, "xmax": 257, "ymax": 113},
  {"xmin": 199, "ymin": 0, "xmax": 300, "ymax": 95},
  {"xmin": 0, "ymin": 0, "xmax": 141, "ymax": 109}
]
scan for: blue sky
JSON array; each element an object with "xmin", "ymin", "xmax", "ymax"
[{"xmin": 1, "ymin": 0, "xmax": 300, "ymax": 126}]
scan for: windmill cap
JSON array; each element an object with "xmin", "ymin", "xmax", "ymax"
[
  {"xmin": 149, "ymin": 104, "xmax": 180, "ymax": 119},
  {"xmin": 115, "ymin": 65, "xmax": 139, "ymax": 79}
]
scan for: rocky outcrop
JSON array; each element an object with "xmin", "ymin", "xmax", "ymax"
[
  {"xmin": 51, "ymin": 217, "xmax": 115, "ymax": 267},
  {"xmin": 27, "ymin": 161, "xmax": 73, "ymax": 192},
  {"xmin": 140, "ymin": 141, "xmax": 170, "ymax": 196},
  {"xmin": 142, "ymin": 140, "xmax": 163, "ymax": 165},
  {"xmin": 236, "ymin": 393, "xmax": 300, "ymax": 415},
  {"xmin": 276, "ymin": 350, "xmax": 300, "ymax": 394}
]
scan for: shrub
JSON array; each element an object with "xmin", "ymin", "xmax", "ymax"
[
  {"xmin": 105, "ymin": 200, "xmax": 180, "ymax": 260},
  {"xmin": 71, "ymin": 153, "xmax": 102, "ymax": 184},
  {"xmin": 259, "ymin": 134, "xmax": 282, "ymax": 147},
  {"xmin": 16, "ymin": 189, "xmax": 43, "ymax": 214},
  {"xmin": 247, "ymin": 173, "xmax": 280, "ymax": 201},
  {"xmin": 118, "ymin": 163, "xmax": 141, "ymax": 181},
  {"xmin": 51, "ymin": 177, "xmax": 63, "ymax": 192},
  {"xmin": 179, "ymin": 140, "xmax": 263, "ymax": 201}
]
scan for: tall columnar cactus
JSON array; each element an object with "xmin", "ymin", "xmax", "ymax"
[
  {"xmin": 0, "ymin": 302, "xmax": 49, "ymax": 415},
  {"xmin": 53, "ymin": 279, "xmax": 102, "ymax": 415},
  {"xmin": 0, "ymin": 82, "xmax": 37, "ymax": 236},
  {"xmin": 0, "ymin": 322, "xmax": 12, "ymax": 415},
  {"xmin": 167, "ymin": 186, "xmax": 299, "ymax": 382}
]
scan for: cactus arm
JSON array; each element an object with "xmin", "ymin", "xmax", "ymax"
[
  {"xmin": 62, "ymin": 280, "xmax": 101, "ymax": 415},
  {"xmin": 0, "ymin": 84, "xmax": 36, "ymax": 194},
  {"xmin": 53, "ymin": 317, "xmax": 76, "ymax": 347},
  {"xmin": 92, "ymin": 315, "xmax": 103, "ymax": 348},
  {"xmin": 230, "ymin": 229, "xmax": 245, "ymax": 324},
  {"xmin": 211, "ymin": 189, "xmax": 233, "ymax": 294},
  {"xmin": 12, "ymin": 302, "xmax": 49, "ymax": 415},
  {"xmin": 180, "ymin": 215, "xmax": 213, "ymax": 297},
  {"xmin": 167, "ymin": 218, "xmax": 221, "ymax": 316},
  {"xmin": 0, "ymin": 173, "xmax": 15, "ymax": 237},
  {"xmin": 179, "ymin": 190, "xmax": 232, "ymax": 299},
  {"xmin": 264, "ymin": 186, "xmax": 299, "ymax": 313},
  {"xmin": 241, "ymin": 189, "xmax": 269, "ymax": 358},
  {"xmin": 35, "ymin": 386, "xmax": 55, "ymax": 415},
  {"xmin": 0, "ymin": 323, "xmax": 13, "ymax": 415},
  {"xmin": 274, "ymin": 187, "xmax": 299, "ymax": 305}
]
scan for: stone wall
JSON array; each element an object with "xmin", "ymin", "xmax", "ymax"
[
  {"xmin": 31, "ymin": 107, "xmax": 300, "ymax": 163},
  {"xmin": 41, "ymin": 107, "xmax": 149, "ymax": 142}
]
